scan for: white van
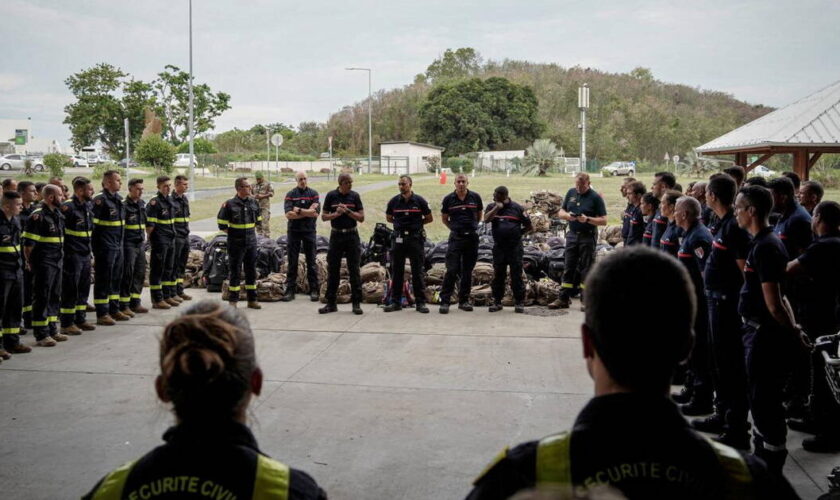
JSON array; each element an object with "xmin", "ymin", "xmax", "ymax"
[{"xmin": 174, "ymin": 153, "xmax": 197, "ymax": 167}]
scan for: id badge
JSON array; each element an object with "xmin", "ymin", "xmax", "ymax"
[{"xmin": 395, "ymin": 236, "xmax": 404, "ymax": 244}]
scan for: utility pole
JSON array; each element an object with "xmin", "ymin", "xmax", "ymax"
[
  {"xmin": 187, "ymin": 0, "xmax": 196, "ymax": 200},
  {"xmin": 578, "ymin": 83, "xmax": 590, "ymax": 172}
]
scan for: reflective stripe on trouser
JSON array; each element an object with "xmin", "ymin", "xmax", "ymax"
[
  {"xmin": 325, "ymin": 232, "xmax": 362, "ymax": 304},
  {"xmin": 228, "ymin": 241, "xmax": 258, "ymax": 302},
  {"xmin": 440, "ymin": 232, "xmax": 479, "ymax": 304},
  {"xmin": 174, "ymin": 237, "xmax": 190, "ymax": 296},
  {"xmin": 1, "ymin": 272, "xmax": 23, "ymax": 349},
  {"xmin": 149, "ymin": 238, "xmax": 176, "ymax": 303},
  {"xmin": 560, "ymin": 231, "xmax": 596, "ymax": 295},
  {"xmin": 94, "ymin": 246, "xmax": 123, "ymax": 317},
  {"xmin": 22, "ymin": 267, "xmax": 33, "ymax": 328},
  {"xmin": 32, "ymin": 262, "xmax": 62, "ymax": 340},
  {"xmin": 61, "ymin": 252, "xmax": 91, "ymax": 327},
  {"xmin": 121, "ymin": 242, "xmax": 146, "ymax": 308}
]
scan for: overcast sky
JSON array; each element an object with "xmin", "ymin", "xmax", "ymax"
[{"xmin": 2, "ymin": 0, "xmax": 839, "ymax": 148}]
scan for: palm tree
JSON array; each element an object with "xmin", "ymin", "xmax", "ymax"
[{"xmin": 522, "ymin": 139, "xmax": 558, "ymax": 176}]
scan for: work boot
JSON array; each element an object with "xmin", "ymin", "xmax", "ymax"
[
  {"xmin": 51, "ymin": 332, "xmax": 68, "ymax": 342},
  {"xmin": 787, "ymin": 417, "xmax": 818, "ymax": 435},
  {"xmin": 319, "ymin": 304, "xmax": 338, "ymax": 314},
  {"xmin": 77, "ymin": 322, "xmax": 96, "ymax": 331},
  {"xmin": 514, "ymin": 303, "xmax": 525, "ymax": 314},
  {"xmin": 488, "ymin": 303, "xmax": 503, "ymax": 313},
  {"xmin": 171, "ymin": 296, "xmax": 184, "ymax": 304},
  {"xmin": 352, "ymin": 303, "xmax": 363, "ymax": 315},
  {"xmin": 383, "ymin": 303, "xmax": 402, "ymax": 313},
  {"xmin": 691, "ymin": 413, "xmax": 724, "ymax": 434},
  {"xmin": 85, "ymin": 303, "xmax": 96, "ymax": 312},
  {"xmin": 7, "ymin": 344, "xmax": 32, "ymax": 354},
  {"xmin": 755, "ymin": 446, "xmax": 787, "ymax": 475},
  {"xmin": 458, "ymin": 302, "xmax": 473, "ymax": 312},
  {"xmin": 112, "ymin": 311, "xmax": 131, "ymax": 321},
  {"xmin": 415, "ymin": 303, "xmax": 429, "ymax": 314},
  {"xmin": 281, "ymin": 292, "xmax": 296, "ymax": 302},
  {"xmin": 671, "ymin": 386, "xmax": 693, "ymax": 405},
  {"xmin": 179, "ymin": 293, "xmax": 193, "ymax": 301},
  {"xmin": 680, "ymin": 398, "xmax": 714, "ymax": 417},
  {"xmin": 36, "ymin": 337, "xmax": 57, "ymax": 347},
  {"xmin": 547, "ymin": 295, "xmax": 570, "ymax": 309},
  {"xmin": 802, "ymin": 435, "xmax": 840, "ymax": 453},
  {"xmin": 165, "ymin": 298, "xmax": 180, "ymax": 307},
  {"xmin": 310, "ymin": 292, "xmax": 320, "ymax": 302},
  {"xmin": 0, "ymin": 349, "xmax": 9, "ymax": 360},
  {"xmin": 97, "ymin": 315, "xmax": 116, "ymax": 326},
  {"xmin": 228, "ymin": 301, "xmax": 238, "ymax": 308},
  {"xmin": 439, "ymin": 303, "xmax": 450, "ymax": 314},
  {"xmin": 247, "ymin": 301, "xmax": 262, "ymax": 310},
  {"xmin": 120, "ymin": 308, "xmax": 136, "ymax": 318},
  {"xmin": 714, "ymin": 431, "xmax": 752, "ymax": 451},
  {"xmin": 131, "ymin": 305, "xmax": 149, "ymax": 314},
  {"xmin": 152, "ymin": 301, "xmax": 171, "ymax": 310},
  {"xmin": 60, "ymin": 325, "xmax": 82, "ymax": 336}
]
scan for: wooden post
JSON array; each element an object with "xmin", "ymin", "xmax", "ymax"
[{"xmin": 793, "ymin": 150, "xmax": 808, "ymax": 180}]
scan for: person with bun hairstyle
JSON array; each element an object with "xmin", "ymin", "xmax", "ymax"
[{"xmin": 84, "ymin": 300, "xmax": 327, "ymax": 499}]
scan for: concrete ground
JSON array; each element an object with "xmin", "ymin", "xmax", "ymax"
[{"xmin": 0, "ymin": 290, "xmax": 835, "ymax": 499}]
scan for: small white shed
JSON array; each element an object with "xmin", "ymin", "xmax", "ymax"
[{"xmin": 379, "ymin": 141, "xmax": 445, "ymax": 174}]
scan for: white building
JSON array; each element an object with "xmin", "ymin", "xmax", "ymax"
[
  {"xmin": 379, "ymin": 141, "xmax": 444, "ymax": 174},
  {"xmin": 0, "ymin": 119, "xmax": 63, "ymax": 155}
]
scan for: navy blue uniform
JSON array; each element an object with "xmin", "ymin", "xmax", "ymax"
[
  {"xmin": 440, "ymin": 190, "xmax": 483, "ymax": 305},
  {"xmin": 386, "ymin": 193, "xmax": 432, "ymax": 304},
  {"xmin": 643, "ymin": 214, "xmax": 655, "ymax": 246},
  {"xmin": 0, "ymin": 212, "xmax": 23, "ymax": 350},
  {"xmin": 774, "ymin": 202, "xmax": 812, "ymax": 258},
  {"xmin": 218, "ymin": 196, "xmax": 262, "ymax": 302},
  {"xmin": 146, "ymin": 193, "xmax": 177, "ymax": 303},
  {"xmin": 91, "ymin": 190, "xmax": 125, "ymax": 317},
  {"xmin": 19, "ymin": 203, "xmax": 37, "ymax": 328},
  {"xmin": 59, "ymin": 196, "xmax": 92, "ymax": 328},
  {"xmin": 704, "ymin": 210, "xmax": 752, "ymax": 437},
  {"xmin": 658, "ymin": 220, "xmax": 681, "ymax": 258},
  {"xmin": 83, "ymin": 421, "xmax": 326, "ymax": 500},
  {"xmin": 172, "ymin": 192, "xmax": 191, "ymax": 297},
  {"xmin": 322, "ymin": 189, "xmax": 364, "ymax": 304},
  {"xmin": 466, "ymin": 393, "xmax": 798, "ymax": 500},
  {"xmin": 650, "ymin": 209, "xmax": 668, "ymax": 250},
  {"xmin": 284, "ymin": 187, "xmax": 320, "ymax": 294},
  {"xmin": 121, "ymin": 197, "xmax": 146, "ymax": 310},
  {"xmin": 485, "ymin": 201, "xmax": 531, "ymax": 305},
  {"xmin": 23, "ymin": 206, "xmax": 64, "ymax": 340},
  {"xmin": 620, "ymin": 203, "xmax": 633, "ymax": 242},
  {"xmin": 625, "ymin": 204, "xmax": 645, "ymax": 246},
  {"xmin": 560, "ymin": 188, "xmax": 606, "ymax": 295},
  {"xmin": 739, "ymin": 227, "xmax": 796, "ymax": 466}
]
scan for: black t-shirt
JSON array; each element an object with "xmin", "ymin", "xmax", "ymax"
[
  {"xmin": 678, "ymin": 222, "xmax": 713, "ymax": 298},
  {"xmin": 562, "ymin": 188, "xmax": 606, "ymax": 233},
  {"xmin": 386, "ymin": 192, "xmax": 431, "ymax": 233},
  {"xmin": 659, "ymin": 221, "xmax": 681, "ymax": 258},
  {"xmin": 83, "ymin": 421, "xmax": 325, "ymax": 500},
  {"xmin": 650, "ymin": 209, "xmax": 668, "ymax": 250},
  {"xmin": 774, "ymin": 202, "xmax": 812, "ymax": 258},
  {"xmin": 704, "ymin": 210, "xmax": 751, "ymax": 294},
  {"xmin": 625, "ymin": 204, "xmax": 645, "ymax": 246},
  {"xmin": 441, "ymin": 190, "xmax": 483, "ymax": 233},
  {"xmin": 738, "ymin": 227, "xmax": 789, "ymax": 322},
  {"xmin": 466, "ymin": 393, "xmax": 798, "ymax": 500},
  {"xmin": 621, "ymin": 203, "xmax": 633, "ymax": 240},
  {"xmin": 796, "ymin": 234, "xmax": 840, "ymax": 334},
  {"xmin": 643, "ymin": 215, "xmax": 655, "ymax": 246},
  {"xmin": 323, "ymin": 189, "xmax": 363, "ymax": 229},
  {"xmin": 284, "ymin": 187, "xmax": 320, "ymax": 233},
  {"xmin": 485, "ymin": 201, "xmax": 532, "ymax": 243}
]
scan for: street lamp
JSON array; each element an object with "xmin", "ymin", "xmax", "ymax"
[
  {"xmin": 346, "ymin": 67, "xmax": 372, "ymax": 174},
  {"xmin": 187, "ymin": 0, "xmax": 195, "ymax": 200},
  {"xmin": 578, "ymin": 83, "xmax": 590, "ymax": 172}
]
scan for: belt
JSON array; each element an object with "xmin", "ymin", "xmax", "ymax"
[
  {"xmin": 705, "ymin": 290, "xmax": 731, "ymax": 300},
  {"xmin": 741, "ymin": 317, "xmax": 762, "ymax": 329},
  {"xmin": 331, "ymin": 227, "xmax": 357, "ymax": 234},
  {"xmin": 450, "ymin": 230, "xmax": 476, "ymax": 237},
  {"xmin": 397, "ymin": 230, "xmax": 421, "ymax": 236}
]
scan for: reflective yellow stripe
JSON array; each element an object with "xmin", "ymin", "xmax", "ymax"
[
  {"xmin": 32, "ymin": 320, "xmax": 49, "ymax": 326},
  {"xmin": 560, "ymin": 283, "xmax": 575, "ymax": 289},
  {"xmin": 108, "ymin": 294, "xmax": 120, "ymax": 300},
  {"xmin": 93, "ymin": 299, "xmax": 109, "ymax": 304},
  {"xmin": 174, "ymin": 217, "xmax": 190, "ymax": 223},
  {"xmin": 252, "ymin": 455, "xmax": 290, "ymax": 500},
  {"xmin": 48, "ymin": 316, "xmax": 59, "ymax": 323},
  {"xmin": 124, "ymin": 224, "xmax": 145, "ymax": 230},
  {"xmin": 217, "ymin": 219, "xmax": 230, "ymax": 225},
  {"xmin": 65, "ymin": 229, "xmax": 91, "ymax": 238},
  {"xmin": 130, "ymin": 293, "xmax": 142, "ymax": 299},
  {"xmin": 245, "ymin": 284, "xmax": 257, "ymax": 290},
  {"xmin": 707, "ymin": 439, "xmax": 754, "ymax": 500},
  {"xmin": 257, "ymin": 215, "xmax": 263, "ymax": 222},
  {"xmin": 0, "ymin": 245, "xmax": 19, "ymax": 253},
  {"xmin": 228, "ymin": 286, "xmax": 241, "ymax": 291},
  {"xmin": 1, "ymin": 327, "xmax": 21, "ymax": 334},
  {"xmin": 228, "ymin": 222, "xmax": 256, "ymax": 229},
  {"xmin": 119, "ymin": 297, "xmax": 130, "ymax": 302},
  {"xmin": 147, "ymin": 217, "xmax": 173, "ymax": 224},
  {"xmin": 22, "ymin": 305, "xmax": 32, "ymax": 312},
  {"xmin": 162, "ymin": 281, "xmax": 177, "ymax": 286},
  {"xmin": 536, "ymin": 432, "xmax": 572, "ymax": 489},
  {"xmin": 60, "ymin": 308, "xmax": 76, "ymax": 314},
  {"xmin": 22, "ymin": 231, "xmax": 41, "ymax": 241},
  {"xmin": 150, "ymin": 285, "xmax": 162, "ymax": 290},
  {"xmin": 40, "ymin": 237, "xmax": 63, "ymax": 243},
  {"xmin": 92, "ymin": 218, "xmax": 124, "ymax": 227},
  {"xmin": 91, "ymin": 460, "xmax": 136, "ymax": 500},
  {"xmin": 76, "ymin": 305, "xmax": 87, "ymax": 311}
]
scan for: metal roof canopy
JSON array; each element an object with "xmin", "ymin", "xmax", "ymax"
[{"xmin": 695, "ymin": 79, "xmax": 840, "ymax": 180}]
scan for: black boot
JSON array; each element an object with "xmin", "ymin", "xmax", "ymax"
[
  {"xmin": 691, "ymin": 413, "xmax": 725, "ymax": 434},
  {"xmin": 352, "ymin": 303, "xmax": 363, "ymax": 315},
  {"xmin": 680, "ymin": 397, "xmax": 714, "ymax": 417},
  {"xmin": 281, "ymin": 291, "xmax": 296, "ymax": 302},
  {"xmin": 671, "ymin": 386, "xmax": 693, "ymax": 405},
  {"xmin": 318, "ymin": 303, "xmax": 337, "ymax": 314}
]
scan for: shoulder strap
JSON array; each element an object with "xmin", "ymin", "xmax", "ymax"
[
  {"xmin": 91, "ymin": 460, "xmax": 136, "ymax": 500},
  {"xmin": 536, "ymin": 432, "xmax": 573, "ymax": 493},
  {"xmin": 252, "ymin": 454, "xmax": 290, "ymax": 500},
  {"xmin": 707, "ymin": 439, "xmax": 753, "ymax": 500}
]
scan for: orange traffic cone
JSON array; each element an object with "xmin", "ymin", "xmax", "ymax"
[{"xmin": 440, "ymin": 170, "xmax": 447, "ymax": 185}]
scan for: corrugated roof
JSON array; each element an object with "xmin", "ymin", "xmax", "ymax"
[
  {"xmin": 380, "ymin": 141, "xmax": 445, "ymax": 151},
  {"xmin": 696, "ymin": 79, "xmax": 840, "ymax": 153}
]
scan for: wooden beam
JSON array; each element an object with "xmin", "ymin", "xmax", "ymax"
[
  {"xmin": 793, "ymin": 150, "xmax": 808, "ymax": 180},
  {"xmin": 745, "ymin": 153, "xmax": 774, "ymax": 173},
  {"xmin": 808, "ymin": 152, "xmax": 823, "ymax": 170}
]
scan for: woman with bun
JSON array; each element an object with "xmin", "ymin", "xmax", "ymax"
[{"xmin": 84, "ymin": 301, "xmax": 326, "ymax": 499}]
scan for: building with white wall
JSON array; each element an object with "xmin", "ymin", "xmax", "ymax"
[
  {"xmin": 0, "ymin": 119, "xmax": 62, "ymax": 155},
  {"xmin": 379, "ymin": 141, "xmax": 444, "ymax": 174}
]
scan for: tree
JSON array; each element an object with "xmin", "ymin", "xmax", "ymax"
[
  {"xmin": 177, "ymin": 137, "xmax": 217, "ymax": 154},
  {"xmin": 522, "ymin": 139, "xmax": 558, "ymax": 176},
  {"xmin": 136, "ymin": 135, "xmax": 177, "ymax": 174},
  {"xmin": 154, "ymin": 65, "xmax": 231, "ymax": 144},
  {"xmin": 63, "ymin": 63, "xmax": 156, "ymax": 159},
  {"xmin": 423, "ymin": 48, "xmax": 483, "ymax": 83},
  {"xmin": 419, "ymin": 77, "xmax": 544, "ymax": 156}
]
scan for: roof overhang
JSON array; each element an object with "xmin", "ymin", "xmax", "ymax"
[{"xmin": 697, "ymin": 143, "xmax": 840, "ymax": 155}]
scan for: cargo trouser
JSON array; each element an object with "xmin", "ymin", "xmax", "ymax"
[
  {"xmin": 149, "ymin": 237, "xmax": 176, "ymax": 303},
  {"xmin": 174, "ymin": 237, "xmax": 190, "ymax": 296},
  {"xmin": 390, "ymin": 232, "xmax": 426, "ymax": 305},
  {"xmin": 228, "ymin": 240, "xmax": 257, "ymax": 302},
  {"xmin": 440, "ymin": 232, "xmax": 478, "ymax": 305},
  {"xmin": 325, "ymin": 230, "xmax": 362, "ymax": 305},
  {"xmin": 94, "ymin": 245, "xmax": 123, "ymax": 317},
  {"xmin": 60, "ymin": 252, "xmax": 91, "ymax": 327},
  {"xmin": 257, "ymin": 208, "xmax": 271, "ymax": 237},
  {"xmin": 560, "ymin": 231, "xmax": 596, "ymax": 298},
  {"xmin": 120, "ymin": 241, "xmax": 146, "ymax": 309},
  {"xmin": 22, "ymin": 268, "xmax": 33, "ymax": 328},
  {"xmin": 33, "ymin": 261, "xmax": 62, "ymax": 340},
  {"xmin": 708, "ymin": 291, "xmax": 749, "ymax": 435},
  {"xmin": 492, "ymin": 242, "xmax": 525, "ymax": 304},
  {"xmin": 286, "ymin": 231, "xmax": 318, "ymax": 294},
  {"xmin": 1, "ymin": 270, "xmax": 23, "ymax": 349}
]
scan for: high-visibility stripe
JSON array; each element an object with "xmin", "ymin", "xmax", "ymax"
[
  {"xmin": 40, "ymin": 237, "xmax": 63, "ymax": 243},
  {"xmin": 257, "ymin": 216, "xmax": 263, "ymax": 222},
  {"xmin": 22, "ymin": 231, "xmax": 41, "ymax": 241},
  {"xmin": 32, "ymin": 320, "xmax": 49, "ymax": 326},
  {"xmin": 60, "ymin": 308, "xmax": 76, "ymax": 314},
  {"xmin": 93, "ymin": 298, "xmax": 109, "ymax": 304},
  {"xmin": 217, "ymin": 219, "xmax": 230, "ymax": 225},
  {"xmin": 22, "ymin": 305, "xmax": 32, "ymax": 312},
  {"xmin": 90, "ymin": 460, "xmax": 136, "ymax": 500},
  {"xmin": 65, "ymin": 229, "xmax": 91, "ymax": 238},
  {"xmin": 706, "ymin": 439, "xmax": 754, "ymax": 500},
  {"xmin": 147, "ymin": 217, "xmax": 173, "ymax": 224},
  {"xmin": 174, "ymin": 217, "xmax": 190, "ymax": 223},
  {"xmin": 119, "ymin": 297, "xmax": 131, "ymax": 302},
  {"xmin": 93, "ymin": 218, "xmax": 124, "ymax": 227},
  {"xmin": 176, "ymin": 278, "xmax": 184, "ymax": 284},
  {"xmin": 0, "ymin": 245, "xmax": 19, "ymax": 253},
  {"xmin": 162, "ymin": 281, "xmax": 177, "ymax": 286},
  {"xmin": 108, "ymin": 294, "xmax": 120, "ymax": 300},
  {"xmin": 1, "ymin": 327, "xmax": 21, "ymax": 334},
  {"xmin": 560, "ymin": 283, "xmax": 575, "ymax": 289},
  {"xmin": 125, "ymin": 224, "xmax": 145, "ymax": 230},
  {"xmin": 536, "ymin": 432, "xmax": 573, "ymax": 489},
  {"xmin": 130, "ymin": 293, "xmax": 142, "ymax": 299},
  {"xmin": 47, "ymin": 316, "xmax": 59, "ymax": 323},
  {"xmin": 579, "ymin": 284, "xmax": 586, "ymax": 290},
  {"xmin": 76, "ymin": 305, "xmax": 87, "ymax": 311},
  {"xmin": 150, "ymin": 285, "xmax": 162, "ymax": 290},
  {"xmin": 245, "ymin": 284, "xmax": 257, "ymax": 290},
  {"xmin": 228, "ymin": 222, "xmax": 256, "ymax": 229},
  {"xmin": 228, "ymin": 286, "xmax": 241, "ymax": 291},
  {"xmin": 252, "ymin": 455, "xmax": 290, "ymax": 500}
]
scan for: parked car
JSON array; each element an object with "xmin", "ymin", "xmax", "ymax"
[
  {"xmin": 602, "ymin": 161, "xmax": 636, "ymax": 176},
  {"xmin": 751, "ymin": 165, "xmax": 777, "ymax": 178},
  {"xmin": 117, "ymin": 159, "xmax": 139, "ymax": 169},
  {"xmin": 174, "ymin": 153, "xmax": 197, "ymax": 168},
  {"xmin": 69, "ymin": 155, "xmax": 89, "ymax": 168},
  {"xmin": 0, "ymin": 154, "xmax": 45, "ymax": 172}
]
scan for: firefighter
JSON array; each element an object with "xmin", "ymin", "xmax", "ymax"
[
  {"xmin": 120, "ymin": 178, "xmax": 148, "ymax": 315},
  {"xmin": 0, "ymin": 191, "xmax": 31, "ymax": 359},
  {"xmin": 91, "ymin": 170, "xmax": 128, "ymax": 325},
  {"xmin": 172, "ymin": 175, "xmax": 192, "ymax": 301},
  {"xmin": 217, "ymin": 177, "xmax": 262, "ymax": 309},
  {"xmin": 59, "ymin": 177, "xmax": 96, "ymax": 335},
  {"xmin": 146, "ymin": 176, "xmax": 179, "ymax": 309}
]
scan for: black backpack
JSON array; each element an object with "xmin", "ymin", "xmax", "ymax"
[
  {"xmin": 522, "ymin": 246, "xmax": 546, "ymax": 280},
  {"xmin": 256, "ymin": 236, "xmax": 284, "ymax": 278},
  {"xmin": 189, "ymin": 234, "xmax": 207, "ymax": 251},
  {"xmin": 203, "ymin": 234, "xmax": 229, "ymax": 292},
  {"xmin": 546, "ymin": 248, "xmax": 566, "ymax": 283},
  {"xmin": 362, "ymin": 223, "xmax": 393, "ymax": 266}
]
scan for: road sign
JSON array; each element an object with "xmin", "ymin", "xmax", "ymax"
[{"xmin": 270, "ymin": 133, "xmax": 284, "ymax": 147}]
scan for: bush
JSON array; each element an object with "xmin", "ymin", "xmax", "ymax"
[
  {"xmin": 177, "ymin": 137, "xmax": 217, "ymax": 155},
  {"xmin": 92, "ymin": 161, "xmax": 118, "ymax": 179},
  {"xmin": 444, "ymin": 157, "xmax": 473, "ymax": 174},
  {"xmin": 136, "ymin": 136, "xmax": 177, "ymax": 174},
  {"xmin": 43, "ymin": 153, "xmax": 73, "ymax": 178},
  {"xmin": 811, "ymin": 165, "xmax": 840, "ymax": 189}
]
